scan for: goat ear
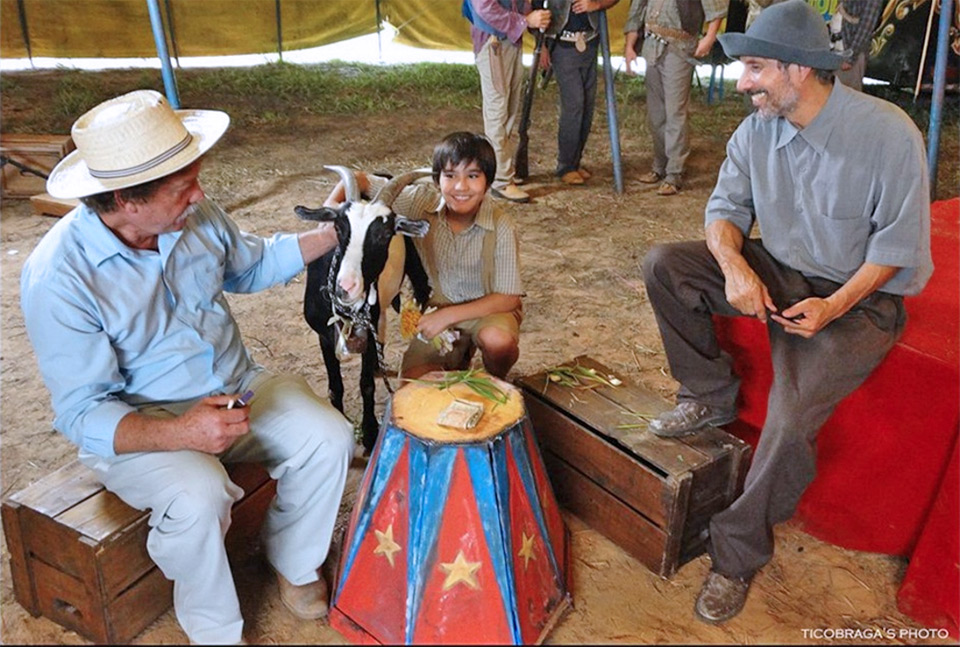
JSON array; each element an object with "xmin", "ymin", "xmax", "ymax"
[
  {"xmin": 294, "ymin": 205, "xmax": 340, "ymax": 222},
  {"xmin": 395, "ymin": 216, "xmax": 430, "ymax": 238}
]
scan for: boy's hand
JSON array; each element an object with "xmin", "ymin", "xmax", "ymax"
[
  {"xmin": 526, "ymin": 9, "xmax": 550, "ymax": 30},
  {"xmin": 417, "ymin": 308, "xmax": 455, "ymax": 340}
]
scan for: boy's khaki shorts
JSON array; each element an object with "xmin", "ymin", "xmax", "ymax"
[{"xmin": 400, "ymin": 307, "xmax": 522, "ymax": 375}]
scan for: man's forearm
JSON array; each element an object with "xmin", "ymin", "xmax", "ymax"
[
  {"xmin": 705, "ymin": 219, "xmax": 748, "ymax": 276},
  {"xmin": 823, "ymin": 262, "xmax": 899, "ymax": 320},
  {"xmin": 297, "ymin": 225, "xmax": 339, "ymax": 265},
  {"xmin": 113, "ymin": 411, "xmax": 183, "ymax": 454}
]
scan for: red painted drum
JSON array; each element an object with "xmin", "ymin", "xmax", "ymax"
[{"xmin": 329, "ymin": 372, "xmax": 571, "ymax": 644}]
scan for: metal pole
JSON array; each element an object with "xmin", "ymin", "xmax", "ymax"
[
  {"xmin": 16, "ymin": 0, "xmax": 33, "ymax": 66},
  {"xmin": 598, "ymin": 10, "xmax": 624, "ymax": 194},
  {"xmin": 913, "ymin": 0, "xmax": 938, "ymax": 101},
  {"xmin": 926, "ymin": 0, "xmax": 954, "ymax": 199},
  {"xmin": 375, "ymin": 0, "xmax": 383, "ymax": 62},
  {"xmin": 275, "ymin": 0, "xmax": 284, "ymax": 62},
  {"xmin": 146, "ymin": 0, "xmax": 181, "ymax": 108},
  {"xmin": 163, "ymin": 0, "xmax": 181, "ymax": 68}
]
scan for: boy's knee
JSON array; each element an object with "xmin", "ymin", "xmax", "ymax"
[{"xmin": 476, "ymin": 326, "xmax": 518, "ymax": 356}]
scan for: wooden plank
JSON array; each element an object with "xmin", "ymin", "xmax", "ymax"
[
  {"xmin": 97, "ymin": 517, "xmax": 154, "ymax": 601},
  {"xmin": 107, "ymin": 567, "xmax": 173, "ymax": 644},
  {"xmin": 518, "ymin": 367, "xmax": 703, "ymax": 476},
  {"xmin": 524, "ymin": 394, "xmax": 672, "ymax": 527},
  {"xmin": 1, "ymin": 500, "xmax": 40, "ymax": 616},
  {"xmin": 228, "ymin": 461, "xmax": 272, "ymax": 495},
  {"xmin": 226, "ymin": 478, "xmax": 276, "ymax": 555},
  {"xmin": 21, "ymin": 505, "xmax": 99, "ymax": 584},
  {"xmin": 57, "ymin": 488, "xmax": 143, "ymax": 542},
  {"xmin": 8, "ymin": 460, "xmax": 103, "ymax": 518},
  {"xmin": 30, "ymin": 192, "xmax": 79, "ymax": 217},
  {"xmin": 0, "ymin": 134, "xmax": 74, "ymax": 199},
  {"xmin": 32, "ymin": 557, "xmax": 109, "ymax": 643},
  {"xmin": 542, "ymin": 451, "xmax": 671, "ymax": 577}
]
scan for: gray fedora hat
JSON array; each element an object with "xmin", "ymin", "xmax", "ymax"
[{"xmin": 718, "ymin": 0, "xmax": 846, "ymax": 70}]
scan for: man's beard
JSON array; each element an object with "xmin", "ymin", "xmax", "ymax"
[{"xmin": 750, "ymin": 81, "xmax": 800, "ymax": 120}]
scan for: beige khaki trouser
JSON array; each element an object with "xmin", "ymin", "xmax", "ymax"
[
  {"xmin": 476, "ymin": 35, "xmax": 524, "ymax": 186},
  {"xmin": 79, "ymin": 371, "xmax": 355, "ymax": 645}
]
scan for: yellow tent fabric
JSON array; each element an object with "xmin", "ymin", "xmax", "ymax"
[
  {"xmin": 0, "ymin": 0, "xmax": 378, "ymax": 59},
  {"xmin": 1, "ymin": 0, "xmax": 637, "ymax": 61}
]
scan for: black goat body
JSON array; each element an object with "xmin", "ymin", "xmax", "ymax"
[{"xmin": 295, "ymin": 168, "xmax": 431, "ymax": 453}]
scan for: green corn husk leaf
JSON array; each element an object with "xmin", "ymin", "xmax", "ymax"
[
  {"xmin": 543, "ymin": 362, "xmax": 622, "ymax": 391},
  {"xmin": 407, "ymin": 368, "xmax": 509, "ymax": 407},
  {"xmin": 615, "ymin": 409, "xmax": 657, "ymax": 430}
]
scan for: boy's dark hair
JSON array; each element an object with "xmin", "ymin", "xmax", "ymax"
[{"xmin": 431, "ymin": 132, "xmax": 496, "ymax": 186}]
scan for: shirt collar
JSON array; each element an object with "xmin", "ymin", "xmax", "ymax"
[
  {"xmin": 78, "ymin": 205, "xmax": 133, "ymax": 266},
  {"xmin": 775, "ymin": 80, "xmax": 843, "ymax": 153},
  {"xmin": 436, "ymin": 193, "xmax": 496, "ymax": 231}
]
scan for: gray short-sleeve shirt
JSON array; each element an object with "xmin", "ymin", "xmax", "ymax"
[{"xmin": 705, "ymin": 81, "xmax": 933, "ymax": 296}]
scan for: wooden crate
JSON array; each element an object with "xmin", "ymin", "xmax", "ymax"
[
  {"xmin": 30, "ymin": 192, "xmax": 80, "ymax": 217},
  {"xmin": 1, "ymin": 460, "xmax": 276, "ymax": 644},
  {"xmin": 516, "ymin": 356, "xmax": 752, "ymax": 578},
  {"xmin": 1, "ymin": 134, "xmax": 75, "ymax": 198}
]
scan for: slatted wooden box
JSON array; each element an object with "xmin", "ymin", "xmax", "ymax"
[
  {"xmin": 1, "ymin": 134, "xmax": 75, "ymax": 198},
  {"xmin": 1, "ymin": 460, "xmax": 275, "ymax": 644},
  {"xmin": 517, "ymin": 356, "xmax": 752, "ymax": 578}
]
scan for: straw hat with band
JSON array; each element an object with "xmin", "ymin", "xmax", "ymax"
[
  {"xmin": 47, "ymin": 89, "xmax": 230, "ymax": 199},
  {"xmin": 718, "ymin": 0, "xmax": 847, "ymax": 71}
]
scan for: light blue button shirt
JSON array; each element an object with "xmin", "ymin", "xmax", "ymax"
[
  {"xmin": 20, "ymin": 199, "xmax": 305, "ymax": 457},
  {"xmin": 705, "ymin": 81, "xmax": 933, "ymax": 296}
]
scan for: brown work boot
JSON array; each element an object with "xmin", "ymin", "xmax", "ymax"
[
  {"xmin": 639, "ymin": 170, "xmax": 664, "ymax": 184},
  {"xmin": 277, "ymin": 571, "xmax": 329, "ymax": 620},
  {"xmin": 695, "ymin": 570, "xmax": 753, "ymax": 624},
  {"xmin": 657, "ymin": 181, "xmax": 680, "ymax": 196},
  {"xmin": 577, "ymin": 166, "xmax": 592, "ymax": 180},
  {"xmin": 559, "ymin": 170, "xmax": 585, "ymax": 185}
]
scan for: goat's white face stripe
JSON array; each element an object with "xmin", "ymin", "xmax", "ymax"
[{"xmin": 338, "ymin": 201, "xmax": 391, "ymax": 306}]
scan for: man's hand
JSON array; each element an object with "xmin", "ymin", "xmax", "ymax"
[
  {"xmin": 723, "ymin": 262, "xmax": 776, "ymax": 321},
  {"xmin": 770, "ymin": 297, "xmax": 840, "ymax": 338},
  {"xmin": 624, "ymin": 32, "xmax": 641, "ymax": 75},
  {"xmin": 173, "ymin": 396, "xmax": 250, "ymax": 454},
  {"xmin": 526, "ymin": 9, "xmax": 551, "ymax": 30},
  {"xmin": 693, "ymin": 33, "xmax": 716, "ymax": 58},
  {"xmin": 572, "ymin": 0, "xmax": 601, "ymax": 12}
]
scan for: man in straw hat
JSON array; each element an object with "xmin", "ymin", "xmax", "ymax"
[
  {"xmin": 640, "ymin": 0, "xmax": 932, "ymax": 624},
  {"xmin": 20, "ymin": 89, "xmax": 355, "ymax": 644}
]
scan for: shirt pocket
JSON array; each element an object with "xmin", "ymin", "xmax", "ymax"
[{"xmin": 805, "ymin": 213, "xmax": 872, "ymax": 276}]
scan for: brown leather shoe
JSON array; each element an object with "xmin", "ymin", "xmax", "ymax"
[
  {"xmin": 639, "ymin": 171, "xmax": 663, "ymax": 184},
  {"xmin": 695, "ymin": 570, "xmax": 753, "ymax": 624},
  {"xmin": 577, "ymin": 166, "xmax": 592, "ymax": 180},
  {"xmin": 657, "ymin": 181, "xmax": 680, "ymax": 196},
  {"xmin": 277, "ymin": 571, "xmax": 329, "ymax": 620},
  {"xmin": 559, "ymin": 170, "xmax": 585, "ymax": 185}
]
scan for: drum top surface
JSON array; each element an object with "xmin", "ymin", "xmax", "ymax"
[{"xmin": 392, "ymin": 372, "xmax": 524, "ymax": 443}]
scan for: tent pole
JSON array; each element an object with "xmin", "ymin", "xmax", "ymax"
[
  {"xmin": 15, "ymin": 0, "xmax": 33, "ymax": 67},
  {"xmin": 926, "ymin": 0, "xmax": 954, "ymax": 200},
  {"xmin": 376, "ymin": 0, "xmax": 383, "ymax": 62},
  {"xmin": 598, "ymin": 10, "xmax": 624, "ymax": 194},
  {"xmin": 913, "ymin": 0, "xmax": 937, "ymax": 101},
  {"xmin": 163, "ymin": 0, "xmax": 181, "ymax": 68},
  {"xmin": 275, "ymin": 0, "xmax": 284, "ymax": 62},
  {"xmin": 146, "ymin": 0, "xmax": 181, "ymax": 108}
]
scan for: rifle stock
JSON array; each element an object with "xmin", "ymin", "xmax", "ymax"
[{"xmin": 514, "ymin": 31, "xmax": 544, "ymax": 181}]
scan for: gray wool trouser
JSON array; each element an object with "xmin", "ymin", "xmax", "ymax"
[{"xmin": 642, "ymin": 239, "xmax": 905, "ymax": 578}]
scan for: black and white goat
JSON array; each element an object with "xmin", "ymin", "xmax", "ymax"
[{"xmin": 294, "ymin": 166, "xmax": 431, "ymax": 453}]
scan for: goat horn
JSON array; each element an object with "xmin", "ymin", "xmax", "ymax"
[
  {"xmin": 324, "ymin": 165, "xmax": 361, "ymax": 203},
  {"xmin": 372, "ymin": 169, "xmax": 432, "ymax": 208}
]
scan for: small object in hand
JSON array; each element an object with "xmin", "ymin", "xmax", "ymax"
[
  {"xmin": 227, "ymin": 390, "xmax": 255, "ymax": 410},
  {"xmin": 437, "ymin": 398, "xmax": 485, "ymax": 430}
]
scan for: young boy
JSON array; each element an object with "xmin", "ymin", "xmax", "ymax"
[{"xmin": 323, "ymin": 131, "xmax": 524, "ymax": 380}]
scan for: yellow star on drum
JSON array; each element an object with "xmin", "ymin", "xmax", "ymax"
[
  {"xmin": 440, "ymin": 550, "xmax": 481, "ymax": 591},
  {"xmin": 373, "ymin": 523, "xmax": 402, "ymax": 568},
  {"xmin": 518, "ymin": 532, "xmax": 537, "ymax": 570}
]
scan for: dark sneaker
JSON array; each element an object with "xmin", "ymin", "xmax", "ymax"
[
  {"xmin": 648, "ymin": 402, "xmax": 737, "ymax": 437},
  {"xmin": 695, "ymin": 570, "xmax": 753, "ymax": 624}
]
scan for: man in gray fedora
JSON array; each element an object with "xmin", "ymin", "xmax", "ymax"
[
  {"xmin": 640, "ymin": 0, "xmax": 932, "ymax": 624},
  {"xmin": 21, "ymin": 90, "xmax": 355, "ymax": 644}
]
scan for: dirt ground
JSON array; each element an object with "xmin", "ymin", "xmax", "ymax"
[{"xmin": 1, "ymin": 67, "xmax": 957, "ymax": 645}]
